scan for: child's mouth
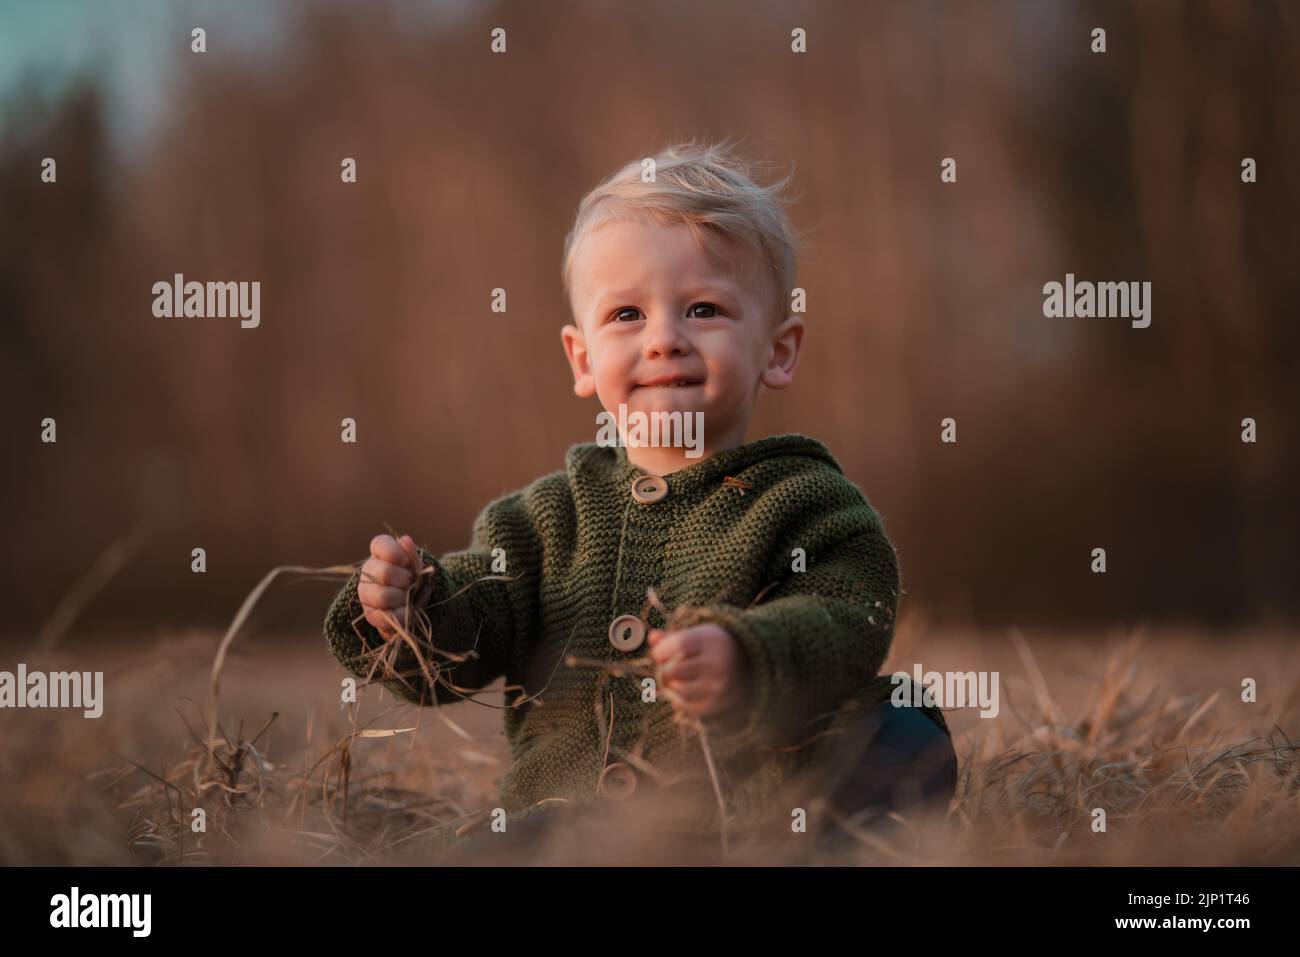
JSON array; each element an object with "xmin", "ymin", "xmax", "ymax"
[{"xmin": 636, "ymin": 377, "xmax": 703, "ymax": 390}]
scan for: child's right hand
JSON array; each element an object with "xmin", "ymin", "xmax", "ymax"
[{"xmin": 359, "ymin": 533, "xmax": 424, "ymax": 638}]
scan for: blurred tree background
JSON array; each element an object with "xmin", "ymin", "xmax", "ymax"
[{"xmin": 1, "ymin": 0, "xmax": 1296, "ymax": 639}]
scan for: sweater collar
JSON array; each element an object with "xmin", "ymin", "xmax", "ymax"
[{"xmin": 566, "ymin": 433, "xmax": 842, "ymax": 497}]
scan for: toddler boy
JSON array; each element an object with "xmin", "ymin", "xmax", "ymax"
[{"xmin": 324, "ymin": 141, "xmax": 953, "ymax": 857}]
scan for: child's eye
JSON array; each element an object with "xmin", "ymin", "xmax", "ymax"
[{"xmin": 605, "ymin": 303, "xmax": 723, "ymax": 323}]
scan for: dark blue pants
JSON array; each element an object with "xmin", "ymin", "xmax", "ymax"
[{"xmin": 806, "ymin": 700, "xmax": 958, "ymax": 836}]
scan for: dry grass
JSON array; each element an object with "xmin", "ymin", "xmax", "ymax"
[
  {"xmin": 930, "ymin": 629, "xmax": 1300, "ymax": 865},
  {"xmin": 1, "ymin": 605, "xmax": 1297, "ymax": 865}
]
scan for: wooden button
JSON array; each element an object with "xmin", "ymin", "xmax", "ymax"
[
  {"xmin": 599, "ymin": 762, "xmax": 637, "ymax": 800},
  {"xmin": 630, "ymin": 475, "xmax": 668, "ymax": 504},
  {"xmin": 608, "ymin": 615, "xmax": 646, "ymax": 652}
]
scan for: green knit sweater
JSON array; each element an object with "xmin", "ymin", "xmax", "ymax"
[{"xmin": 323, "ymin": 433, "xmax": 948, "ymax": 844}]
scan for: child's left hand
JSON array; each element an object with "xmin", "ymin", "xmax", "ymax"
[{"xmin": 647, "ymin": 623, "xmax": 751, "ymax": 723}]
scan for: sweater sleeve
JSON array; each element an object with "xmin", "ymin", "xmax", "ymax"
[
  {"xmin": 323, "ymin": 489, "xmax": 544, "ymax": 706},
  {"xmin": 671, "ymin": 484, "xmax": 899, "ymax": 757}
]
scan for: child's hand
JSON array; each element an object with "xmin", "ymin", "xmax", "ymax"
[
  {"xmin": 647, "ymin": 623, "xmax": 751, "ymax": 723},
  {"xmin": 358, "ymin": 533, "xmax": 424, "ymax": 638}
]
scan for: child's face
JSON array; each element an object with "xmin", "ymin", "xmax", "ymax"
[{"xmin": 561, "ymin": 216, "xmax": 804, "ymax": 452}]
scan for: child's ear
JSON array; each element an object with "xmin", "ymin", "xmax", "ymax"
[
  {"xmin": 760, "ymin": 314, "xmax": 805, "ymax": 390},
  {"xmin": 561, "ymin": 323, "xmax": 597, "ymax": 398}
]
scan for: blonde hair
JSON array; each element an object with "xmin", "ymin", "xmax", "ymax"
[{"xmin": 561, "ymin": 138, "xmax": 801, "ymax": 327}]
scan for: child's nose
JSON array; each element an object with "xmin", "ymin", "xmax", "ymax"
[{"xmin": 641, "ymin": 312, "xmax": 691, "ymax": 357}]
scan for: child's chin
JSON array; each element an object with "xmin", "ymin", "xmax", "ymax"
[
  {"xmin": 626, "ymin": 387, "xmax": 706, "ymax": 414},
  {"xmin": 634, "ymin": 395, "xmax": 705, "ymax": 416}
]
